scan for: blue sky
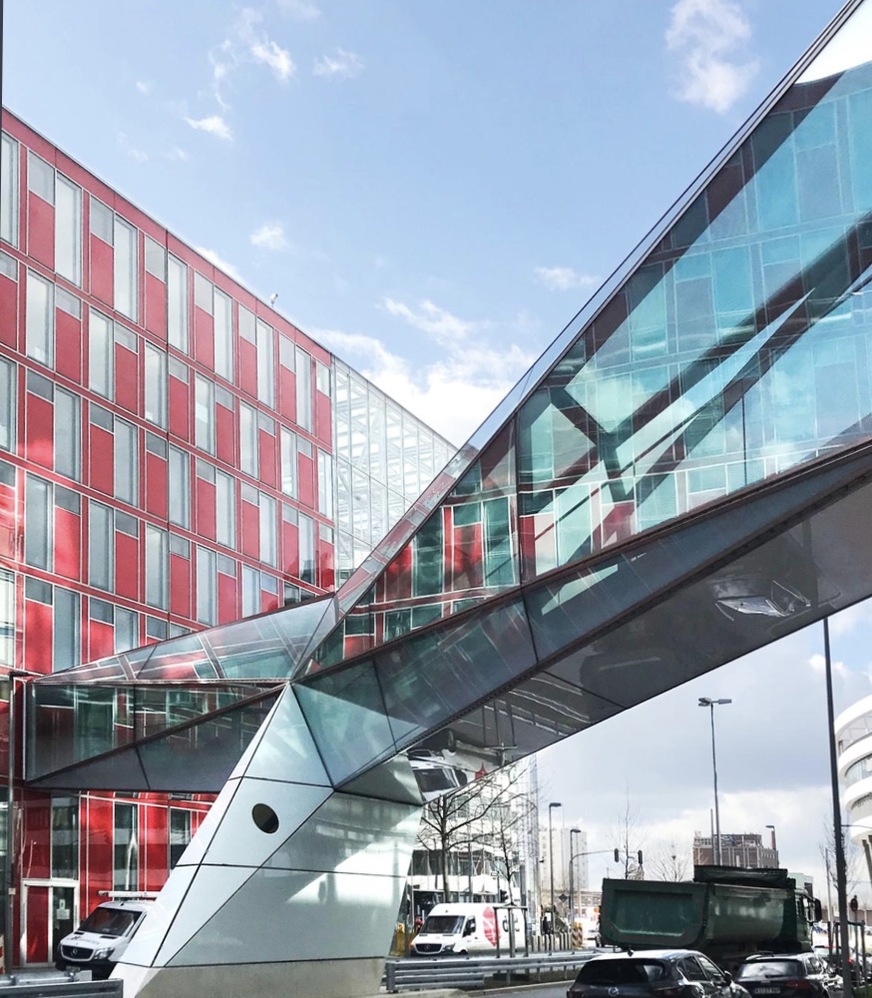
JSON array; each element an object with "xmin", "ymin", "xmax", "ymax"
[{"xmin": 6, "ymin": 0, "xmax": 871, "ymax": 902}]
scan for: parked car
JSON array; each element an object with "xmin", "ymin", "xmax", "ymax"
[
  {"xmin": 734, "ymin": 952, "xmax": 830, "ymax": 998},
  {"xmin": 55, "ymin": 898, "xmax": 154, "ymax": 979},
  {"xmin": 567, "ymin": 949, "xmax": 749, "ymax": 998}
]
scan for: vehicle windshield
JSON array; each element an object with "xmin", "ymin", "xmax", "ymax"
[
  {"xmin": 78, "ymin": 906, "xmax": 143, "ymax": 937},
  {"xmin": 422, "ymin": 915, "xmax": 464, "ymax": 934},
  {"xmin": 737, "ymin": 961, "xmax": 802, "ymax": 979},
  {"xmin": 576, "ymin": 960, "xmax": 669, "ymax": 984}
]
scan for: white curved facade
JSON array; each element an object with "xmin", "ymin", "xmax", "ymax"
[{"xmin": 835, "ymin": 695, "xmax": 872, "ymax": 880}]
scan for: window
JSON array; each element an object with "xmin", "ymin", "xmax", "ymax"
[
  {"xmin": 56, "ymin": 286, "xmax": 80, "ymax": 318},
  {"xmin": 167, "ymin": 255, "xmax": 188, "ymax": 351},
  {"xmin": 114, "ymin": 418, "xmax": 138, "ymax": 505},
  {"xmin": 280, "ymin": 427, "xmax": 297, "ymax": 497},
  {"xmin": 0, "ymin": 568, "xmax": 14, "ymax": 668},
  {"xmin": 54, "ymin": 587, "xmax": 80, "ymax": 672},
  {"xmin": 89, "ymin": 309, "xmax": 113, "ymax": 398},
  {"xmin": 89, "ymin": 501, "xmax": 113, "ymax": 591},
  {"xmin": 28, "ymin": 152, "xmax": 54, "ymax": 204},
  {"xmin": 195, "ymin": 375, "xmax": 215, "ymax": 454},
  {"xmin": 114, "ymin": 802, "xmax": 139, "ymax": 892},
  {"xmin": 146, "ymin": 616, "xmax": 167, "ymax": 641},
  {"xmin": 25, "ymin": 475, "xmax": 52, "ymax": 570},
  {"xmin": 238, "ymin": 305, "xmax": 255, "ymax": 344},
  {"xmin": 51, "ymin": 797, "xmax": 79, "ymax": 879},
  {"xmin": 256, "ymin": 319, "xmax": 274, "ymax": 407},
  {"xmin": 26, "ymin": 270, "xmax": 53, "ymax": 366},
  {"xmin": 145, "ymin": 237, "xmax": 166, "ymax": 280},
  {"xmin": 169, "ymin": 447, "xmax": 190, "ymax": 529},
  {"xmin": 115, "ymin": 608, "xmax": 138, "ymax": 653},
  {"xmin": 56, "ymin": 175, "xmax": 82, "ymax": 285},
  {"xmin": 144, "ymin": 343, "xmax": 167, "ymax": 427},
  {"xmin": 316, "ymin": 361, "xmax": 331, "ymax": 396},
  {"xmin": 259, "ymin": 492, "xmax": 276, "ymax": 566},
  {"xmin": 216, "ymin": 470, "xmax": 236, "ymax": 549},
  {"xmin": 298, "ymin": 511, "xmax": 314, "ymax": 584},
  {"xmin": 214, "ymin": 288, "xmax": 233, "ymax": 381},
  {"xmin": 90, "ymin": 198, "xmax": 113, "ymax": 244},
  {"xmin": 0, "ymin": 358, "xmax": 14, "ymax": 452},
  {"xmin": 318, "ymin": 450, "xmax": 334, "ymax": 518},
  {"xmin": 114, "ymin": 217, "xmax": 137, "ymax": 320},
  {"xmin": 196, "ymin": 546, "xmax": 216, "ymax": 625},
  {"xmin": 242, "ymin": 565, "xmax": 259, "ymax": 617},
  {"xmin": 55, "ymin": 388, "xmax": 80, "ymax": 481},
  {"xmin": 194, "ymin": 273, "xmax": 212, "ymax": 313},
  {"xmin": 1, "ymin": 133, "xmax": 19, "ymax": 246},
  {"xmin": 295, "ymin": 346, "xmax": 312, "ymax": 430},
  {"xmin": 239, "ymin": 402, "xmax": 258, "ymax": 477},
  {"xmin": 145, "ymin": 524, "xmax": 168, "ymax": 608},
  {"xmin": 169, "ymin": 809, "xmax": 191, "ymax": 870}
]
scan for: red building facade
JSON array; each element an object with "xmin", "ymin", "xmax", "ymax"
[{"xmin": 0, "ymin": 110, "xmax": 451, "ymax": 967}]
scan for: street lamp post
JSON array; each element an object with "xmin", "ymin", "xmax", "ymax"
[
  {"xmin": 699, "ymin": 697, "xmax": 732, "ymax": 865},
  {"xmin": 548, "ymin": 802, "xmax": 562, "ymax": 947},
  {"xmin": 569, "ymin": 828, "xmax": 581, "ymax": 943}
]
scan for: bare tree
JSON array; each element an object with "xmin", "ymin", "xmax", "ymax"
[
  {"xmin": 646, "ymin": 841, "xmax": 690, "ymax": 881},
  {"xmin": 819, "ymin": 815, "xmax": 864, "ymax": 919},
  {"xmin": 611, "ymin": 790, "xmax": 646, "ymax": 880},
  {"xmin": 417, "ymin": 765, "xmax": 535, "ymax": 903}
]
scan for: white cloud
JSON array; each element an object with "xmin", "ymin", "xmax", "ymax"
[
  {"xmin": 185, "ymin": 115, "xmax": 233, "ymax": 141},
  {"xmin": 277, "ymin": 0, "xmax": 320, "ymax": 21},
  {"xmin": 313, "ymin": 48, "xmax": 365, "ymax": 79},
  {"xmin": 382, "ymin": 297, "xmax": 481, "ymax": 345},
  {"xmin": 135, "ymin": 80, "xmax": 151, "ymax": 95},
  {"xmin": 167, "ymin": 146, "xmax": 190, "ymax": 162},
  {"xmin": 117, "ymin": 132, "xmax": 149, "ymax": 162},
  {"xmin": 534, "ymin": 266, "xmax": 599, "ymax": 292},
  {"xmin": 250, "ymin": 221, "xmax": 290, "ymax": 251},
  {"xmin": 250, "ymin": 37, "xmax": 295, "ymax": 82},
  {"xmin": 192, "ymin": 245, "xmax": 243, "ymax": 284},
  {"xmin": 666, "ymin": 0, "xmax": 759, "ymax": 114}
]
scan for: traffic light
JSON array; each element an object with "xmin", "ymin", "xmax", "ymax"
[
  {"xmin": 614, "ymin": 848, "xmax": 620, "ymax": 862},
  {"xmin": 850, "ymin": 895, "xmax": 859, "ymax": 914},
  {"xmin": 637, "ymin": 850, "xmax": 644, "ymax": 866}
]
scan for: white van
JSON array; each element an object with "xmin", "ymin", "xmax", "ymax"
[
  {"xmin": 55, "ymin": 898, "xmax": 155, "ymax": 979},
  {"xmin": 410, "ymin": 902, "xmax": 526, "ymax": 956}
]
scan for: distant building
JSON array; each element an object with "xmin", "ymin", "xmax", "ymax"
[
  {"xmin": 835, "ymin": 695, "xmax": 872, "ymax": 885},
  {"xmin": 693, "ymin": 830, "xmax": 779, "ymax": 868}
]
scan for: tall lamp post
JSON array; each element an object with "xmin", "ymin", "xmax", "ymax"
[
  {"xmin": 698, "ymin": 697, "xmax": 731, "ymax": 864},
  {"xmin": 548, "ymin": 802, "xmax": 562, "ymax": 945},
  {"xmin": 568, "ymin": 828, "xmax": 581, "ymax": 941}
]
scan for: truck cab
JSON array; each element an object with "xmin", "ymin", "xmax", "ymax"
[{"xmin": 55, "ymin": 897, "xmax": 154, "ymax": 979}]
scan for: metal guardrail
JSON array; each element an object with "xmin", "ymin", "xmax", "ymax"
[
  {"xmin": 0, "ymin": 974, "xmax": 121, "ymax": 997},
  {"xmin": 384, "ymin": 949, "xmax": 601, "ymax": 992}
]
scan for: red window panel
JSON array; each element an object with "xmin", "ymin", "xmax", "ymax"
[
  {"xmin": 23, "ymin": 596, "xmax": 53, "ymax": 672},
  {"xmin": 317, "ymin": 535, "xmax": 335, "ymax": 591},
  {"xmin": 27, "ymin": 193, "xmax": 54, "ymax": 270},
  {"xmin": 240, "ymin": 500, "xmax": 259, "ymax": 560},
  {"xmin": 145, "ymin": 450, "xmax": 168, "ymax": 519},
  {"xmin": 142, "ymin": 804, "xmax": 168, "ymax": 892},
  {"xmin": 315, "ymin": 392, "xmax": 332, "ymax": 447},
  {"xmin": 215, "ymin": 402, "xmax": 235, "ymax": 467},
  {"xmin": 115, "ymin": 530, "xmax": 139, "ymax": 601},
  {"xmin": 83, "ymin": 795, "xmax": 115, "ymax": 920},
  {"xmin": 238, "ymin": 338, "xmax": 257, "ymax": 397},
  {"xmin": 258, "ymin": 427, "xmax": 277, "ymax": 489},
  {"xmin": 169, "ymin": 374, "xmax": 190, "ymax": 441},
  {"xmin": 595, "ymin": 500, "xmax": 635, "ymax": 550},
  {"xmin": 280, "ymin": 518, "xmax": 299, "ymax": 578},
  {"xmin": 170, "ymin": 551, "xmax": 192, "ymax": 619},
  {"xmin": 452, "ymin": 521, "xmax": 484, "ymax": 591},
  {"xmin": 0, "ymin": 271, "xmax": 18, "ymax": 350},
  {"xmin": 278, "ymin": 366, "xmax": 295, "ymax": 422},
  {"xmin": 24, "ymin": 392, "xmax": 54, "ymax": 470},
  {"xmin": 55, "ymin": 308, "xmax": 83, "ymax": 384},
  {"xmin": 0, "ymin": 478, "xmax": 16, "ymax": 559},
  {"xmin": 89, "ymin": 234, "xmax": 113, "ymax": 307},
  {"xmin": 194, "ymin": 308, "xmax": 214, "ymax": 371},
  {"xmin": 217, "ymin": 571, "xmax": 238, "ymax": 623},
  {"xmin": 88, "ymin": 423, "xmax": 114, "ymax": 495},
  {"xmin": 85, "ymin": 616, "xmax": 114, "ymax": 662},
  {"xmin": 195, "ymin": 476, "xmax": 216, "ymax": 541},
  {"xmin": 381, "ymin": 542, "xmax": 412, "ymax": 604},
  {"xmin": 260, "ymin": 587, "xmax": 278, "ymax": 614},
  {"xmin": 54, "ymin": 505, "xmax": 81, "ymax": 582},
  {"xmin": 298, "ymin": 449, "xmax": 315, "ymax": 509},
  {"xmin": 145, "ymin": 272, "xmax": 167, "ymax": 338},
  {"xmin": 114, "ymin": 341, "xmax": 139, "ymax": 414}
]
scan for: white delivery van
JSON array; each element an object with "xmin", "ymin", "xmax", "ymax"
[
  {"xmin": 55, "ymin": 897, "xmax": 155, "ymax": 979},
  {"xmin": 410, "ymin": 902, "xmax": 526, "ymax": 956}
]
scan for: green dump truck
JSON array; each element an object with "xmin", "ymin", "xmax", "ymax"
[{"xmin": 599, "ymin": 867, "xmax": 820, "ymax": 971}]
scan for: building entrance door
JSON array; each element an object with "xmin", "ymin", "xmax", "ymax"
[{"xmin": 21, "ymin": 880, "xmax": 78, "ymax": 966}]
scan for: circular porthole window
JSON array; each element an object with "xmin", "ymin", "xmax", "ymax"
[{"xmin": 252, "ymin": 803, "xmax": 279, "ymax": 834}]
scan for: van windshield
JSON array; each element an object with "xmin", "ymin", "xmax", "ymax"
[
  {"xmin": 79, "ymin": 907, "xmax": 143, "ymax": 937},
  {"xmin": 422, "ymin": 915, "xmax": 465, "ymax": 935}
]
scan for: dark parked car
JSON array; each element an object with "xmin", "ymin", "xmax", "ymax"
[
  {"xmin": 567, "ymin": 949, "xmax": 749, "ymax": 998},
  {"xmin": 734, "ymin": 952, "xmax": 830, "ymax": 998}
]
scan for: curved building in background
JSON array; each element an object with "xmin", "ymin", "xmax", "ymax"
[{"xmin": 836, "ymin": 696, "xmax": 872, "ymax": 879}]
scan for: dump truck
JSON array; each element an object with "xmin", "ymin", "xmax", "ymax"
[{"xmin": 599, "ymin": 866, "xmax": 820, "ymax": 971}]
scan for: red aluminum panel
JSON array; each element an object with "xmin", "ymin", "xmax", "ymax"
[
  {"xmin": 23, "ymin": 597, "xmax": 52, "ymax": 673},
  {"xmin": 318, "ymin": 535, "xmax": 335, "ymax": 591},
  {"xmin": 170, "ymin": 551, "xmax": 192, "ymax": 618},
  {"xmin": 281, "ymin": 518, "xmax": 299, "ymax": 578},
  {"xmin": 315, "ymin": 392, "xmax": 332, "ymax": 447},
  {"xmin": 238, "ymin": 339, "xmax": 257, "ymax": 398},
  {"xmin": 115, "ymin": 530, "xmax": 139, "ymax": 601},
  {"xmin": 258, "ymin": 427, "xmax": 277, "ymax": 489},
  {"xmin": 0, "ymin": 272, "xmax": 18, "ymax": 349},
  {"xmin": 260, "ymin": 588, "xmax": 278, "ymax": 613},
  {"xmin": 145, "ymin": 272, "xmax": 167, "ymax": 337},
  {"xmin": 21, "ymin": 796, "xmax": 52, "ymax": 879},
  {"xmin": 24, "ymin": 885, "xmax": 49, "ymax": 965},
  {"xmin": 0, "ymin": 479, "xmax": 16, "ymax": 559},
  {"xmin": 85, "ymin": 617, "xmax": 114, "ymax": 662},
  {"xmin": 298, "ymin": 450, "xmax": 315, "ymax": 509},
  {"xmin": 145, "ymin": 450, "xmax": 168, "ymax": 519},
  {"xmin": 114, "ymin": 340, "xmax": 139, "ymax": 414},
  {"xmin": 217, "ymin": 570, "xmax": 238, "ymax": 623},
  {"xmin": 169, "ymin": 374, "xmax": 190, "ymax": 441},
  {"xmin": 195, "ymin": 476, "xmax": 216, "ymax": 541},
  {"xmin": 215, "ymin": 401, "xmax": 235, "ymax": 467},
  {"xmin": 89, "ymin": 235, "xmax": 113, "ymax": 307},
  {"xmin": 142, "ymin": 803, "xmax": 168, "ymax": 891},
  {"xmin": 83, "ymin": 794, "xmax": 115, "ymax": 920},
  {"xmin": 54, "ymin": 505, "xmax": 81, "ymax": 581},
  {"xmin": 24, "ymin": 392, "xmax": 53, "ymax": 470},
  {"xmin": 27, "ymin": 193, "xmax": 54, "ymax": 270},
  {"xmin": 55, "ymin": 308, "xmax": 83, "ymax": 383},
  {"xmin": 278, "ymin": 366, "xmax": 295, "ymax": 421},
  {"xmin": 194, "ymin": 308, "xmax": 214, "ymax": 370},
  {"xmin": 240, "ymin": 499, "xmax": 259, "ymax": 560},
  {"xmin": 88, "ymin": 423, "xmax": 114, "ymax": 495}
]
